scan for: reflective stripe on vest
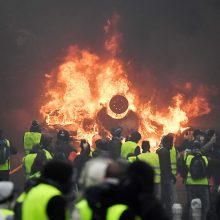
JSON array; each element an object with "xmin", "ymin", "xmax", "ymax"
[
  {"xmin": 0, "ymin": 139, "xmax": 10, "ymax": 171},
  {"xmin": 137, "ymin": 153, "xmax": 161, "ymax": 184},
  {"xmin": 121, "ymin": 141, "xmax": 137, "ymax": 158},
  {"xmin": 24, "ymin": 132, "xmax": 42, "ymax": 154},
  {"xmin": 185, "ymin": 155, "xmax": 209, "ymax": 185},
  {"xmin": 170, "ymin": 146, "xmax": 177, "ymax": 176},
  {"xmin": 22, "ymin": 183, "xmax": 64, "ymax": 220}
]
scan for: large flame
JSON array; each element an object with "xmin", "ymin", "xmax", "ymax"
[{"xmin": 40, "ymin": 14, "xmax": 212, "ymax": 147}]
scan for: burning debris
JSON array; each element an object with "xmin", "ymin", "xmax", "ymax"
[{"xmin": 40, "ymin": 15, "xmax": 212, "ymax": 147}]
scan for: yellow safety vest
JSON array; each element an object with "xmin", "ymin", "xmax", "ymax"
[
  {"xmin": 23, "ymin": 132, "xmax": 42, "ymax": 155},
  {"xmin": 185, "ymin": 155, "xmax": 209, "ymax": 185},
  {"xmin": 137, "ymin": 153, "xmax": 161, "ymax": 184},
  {"xmin": 75, "ymin": 199, "xmax": 140, "ymax": 220},
  {"xmin": 170, "ymin": 146, "xmax": 177, "ymax": 176},
  {"xmin": 22, "ymin": 150, "xmax": 52, "ymax": 179},
  {"xmin": 121, "ymin": 141, "xmax": 137, "ymax": 159},
  {"xmin": 0, "ymin": 139, "xmax": 10, "ymax": 171},
  {"xmin": 22, "ymin": 183, "xmax": 69, "ymax": 220}
]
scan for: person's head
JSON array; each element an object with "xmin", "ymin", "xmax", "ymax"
[
  {"xmin": 78, "ymin": 158, "xmax": 112, "ymax": 190},
  {"xmin": 30, "ymin": 120, "xmax": 41, "ymax": 133},
  {"xmin": 40, "ymin": 134, "xmax": 53, "ymax": 148},
  {"xmin": 95, "ymin": 138, "xmax": 109, "ymax": 151},
  {"xmin": 0, "ymin": 181, "xmax": 16, "ymax": 208},
  {"xmin": 92, "ymin": 134, "xmax": 101, "ymax": 148},
  {"xmin": 129, "ymin": 131, "xmax": 142, "ymax": 143},
  {"xmin": 105, "ymin": 159, "xmax": 129, "ymax": 181},
  {"xmin": 41, "ymin": 160, "xmax": 74, "ymax": 194},
  {"xmin": 111, "ymin": 127, "xmax": 123, "ymax": 138},
  {"xmin": 161, "ymin": 134, "xmax": 174, "ymax": 149},
  {"xmin": 80, "ymin": 139, "xmax": 90, "ymax": 154},
  {"xmin": 57, "ymin": 129, "xmax": 70, "ymax": 142},
  {"xmin": 121, "ymin": 160, "xmax": 154, "ymax": 197},
  {"xmin": 142, "ymin": 140, "xmax": 150, "ymax": 153}
]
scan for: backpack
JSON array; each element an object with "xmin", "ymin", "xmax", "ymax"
[
  {"xmin": 0, "ymin": 139, "xmax": 10, "ymax": 165},
  {"xmin": 189, "ymin": 153, "xmax": 207, "ymax": 180}
]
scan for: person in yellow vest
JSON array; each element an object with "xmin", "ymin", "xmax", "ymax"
[
  {"xmin": 121, "ymin": 131, "xmax": 141, "ymax": 159},
  {"xmin": 0, "ymin": 129, "xmax": 17, "ymax": 181},
  {"xmin": 156, "ymin": 134, "xmax": 176, "ymax": 219},
  {"xmin": 0, "ymin": 181, "xmax": 16, "ymax": 220},
  {"xmin": 22, "ymin": 144, "xmax": 52, "ymax": 179},
  {"xmin": 22, "ymin": 160, "xmax": 74, "ymax": 220},
  {"xmin": 72, "ymin": 159, "xmax": 140, "ymax": 220},
  {"xmin": 183, "ymin": 141, "xmax": 210, "ymax": 220},
  {"xmin": 23, "ymin": 120, "xmax": 42, "ymax": 155},
  {"xmin": 137, "ymin": 151, "xmax": 161, "ymax": 199}
]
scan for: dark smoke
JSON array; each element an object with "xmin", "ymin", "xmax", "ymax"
[{"xmin": 0, "ymin": 0, "xmax": 220, "ymax": 147}]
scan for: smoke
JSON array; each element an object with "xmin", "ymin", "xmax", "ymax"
[{"xmin": 0, "ymin": 0, "xmax": 220, "ymax": 144}]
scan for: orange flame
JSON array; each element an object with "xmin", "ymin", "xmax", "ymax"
[{"xmin": 40, "ymin": 15, "xmax": 212, "ymax": 148}]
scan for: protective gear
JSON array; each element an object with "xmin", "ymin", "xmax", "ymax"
[
  {"xmin": 22, "ymin": 150, "xmax": 52, "ymax": 179},
  {"xmin": 22, "ymin": 183, "xmax": 64, "ymax": 220},
  {"xmin": 57, "ymin": 129, "xmax": 70, "ymax": 141},
  {"xmin": 121, "ymin": 141, "xmax": 138, "ymax": 158},
  {"xmin": 137, "ymin": 153, "xmax": 161, "ymax": 184},
  {"xmin": 23, "ymin": 132, "xmax": 42, "ymax": 155},
  {"xmin": 170, "ymin": 146, "xmax": 177, "ymax": 176},
  {"xmin": 185, "ymin": 155, "xmax": 209, "ymax": 185}
]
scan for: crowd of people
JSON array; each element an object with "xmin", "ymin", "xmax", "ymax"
[{"xmin": 0, "ymin": 120, "xmax": 220, "ymax": 220}]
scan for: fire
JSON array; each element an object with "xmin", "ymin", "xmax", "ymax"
[{"xmin": 40, "ymin": 15, "xmax": 212, "ymax": 148}]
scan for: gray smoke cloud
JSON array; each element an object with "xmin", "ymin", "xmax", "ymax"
[{"xmin": 0, "ymin": 0, "xmax": 220, "ymax": 145}]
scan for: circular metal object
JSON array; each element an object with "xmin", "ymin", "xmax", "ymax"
[{"xmin": 109, "ymin": 95, "xmax": 129, "ymax": 114}]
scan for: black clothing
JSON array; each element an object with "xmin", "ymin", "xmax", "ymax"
[
  {"xmin": 47, "ymin": 196, "xmax": 66, "ymax": 220},
  {"xmin": 54, "ymin": 140, "xmax": 75, "ymax": 159},
  {"xmin": 73, "ymin": 149, "xmax": 91, "ymax": 183},
  {"xmin": 157, "ymin": 147, "xmax": 173, "ymax": 184},
  {"xmin": 108, "ymin": 137, "xmax": 122, "ymax": 160}
]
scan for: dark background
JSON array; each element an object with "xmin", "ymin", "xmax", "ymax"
[{"xmin": 0, "ymin": 0, "xmax": 220, "ymax": 151}]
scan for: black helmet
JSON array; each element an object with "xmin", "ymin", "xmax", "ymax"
[
  {"xmin": 57, "ymin": 129, "xmax": 70, "ymax": 141},
  {"xmin": 111, "ymin": 127, "xmax": 123, "ymax": 138}
]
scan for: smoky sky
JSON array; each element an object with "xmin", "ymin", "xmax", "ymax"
[{"xmin": 0, "ymin": 0, "xmax": 220, "ymax": 143}]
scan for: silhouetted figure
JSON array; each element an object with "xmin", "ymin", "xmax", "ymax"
[{"xmin": 109, "ymin": 127, "xmax": 123, "ymax": 160}]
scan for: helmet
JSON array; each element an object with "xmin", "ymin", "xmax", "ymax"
[
  {"xmin": 57, "ymin": 129, "xmax": 70, "ymax": 141},
  {"xmin": 111, "ymin": 127, "xmax": 123, "ymax": 138}
]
